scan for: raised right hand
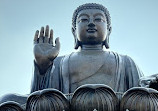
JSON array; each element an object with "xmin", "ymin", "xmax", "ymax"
[{"xmin": 33, "ymin": 25, "xmax": 60, "ymax": 72}]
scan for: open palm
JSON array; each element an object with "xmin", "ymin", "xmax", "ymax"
[{"xmin": 33, "ymin": 25, "xmax": 60, "ymax": 71}]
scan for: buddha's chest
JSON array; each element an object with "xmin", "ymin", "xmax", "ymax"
[
  {"xmin": 69, "ymin": 54, "xmax": 106, "ymax": 77},
  {"xmin": 62, "ymin": 52, "xmax": 117, "ymax": 92}
]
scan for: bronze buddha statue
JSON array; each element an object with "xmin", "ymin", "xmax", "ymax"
[
  {"xmin": 32, "ymin": 3, "xmax": 143, "ymax": 94},
  {"xmin": 0, "ymin": 3, "xmax": 158, "ymax": 111}
]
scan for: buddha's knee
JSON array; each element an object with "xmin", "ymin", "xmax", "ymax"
[
  {"xmin": 26, "ymin": 88, "xmax": 69, "ymax": 111},
  {"xmin": 120, "ymin": 87, "xmax": 158, "ymax": 111},
  {"xmin": 71, "ymin": 84, "xmax": 119, "ymax": 111},
  {"xmin": 0, "ymin": 93, "xmax": 27, "ymax": 105}
]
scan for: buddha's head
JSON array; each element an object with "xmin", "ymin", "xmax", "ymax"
[{"xmin": 72, "ymin": 3, "xmax": 112, "ymax": 49}]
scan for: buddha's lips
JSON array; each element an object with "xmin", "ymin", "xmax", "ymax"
[{"xmin": 87, "ymin": 28, "xmax": 97, "ymax": 33}]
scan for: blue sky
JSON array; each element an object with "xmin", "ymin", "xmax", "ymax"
[{"xmin": 0, "ymin": 0, "xmax": 158, "ymax": 97}]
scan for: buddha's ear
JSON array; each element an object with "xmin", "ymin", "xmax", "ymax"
[
  {"xmin": 104, "ymin": 26, "xmax": 112, "ymax": 49},
  {"xmin": 108, "ymin": 26, "xmax": 112, "ymax": 36},
  {"xmin": 72, "ymin": 27, "xmax": 76, "ymax": 37},
  {"xmin": 72, "ymin": 27, "xmax": 80, "ymax": 49},
  {"xmin": 104, "ymin": 36, "xmax": 109, "ymax": 49}
]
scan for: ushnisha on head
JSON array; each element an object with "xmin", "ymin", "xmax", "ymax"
[{"xmin": 72, "ymin": 3, "xmax": 112, "ymax": 49}]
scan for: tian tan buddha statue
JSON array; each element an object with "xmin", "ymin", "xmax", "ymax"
[{"xmin": 0, "ymin": 3, "xmax": 158, "ymax": 111}]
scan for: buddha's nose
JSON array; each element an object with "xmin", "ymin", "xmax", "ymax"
[{"xmin": 88, "ymin": 22, "xmax": 95, "ymax": 27}]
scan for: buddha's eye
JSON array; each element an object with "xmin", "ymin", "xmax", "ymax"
[
  {"xmin": 78, "ymin": 18, "xmax": 89, "ymax": 23},
  {"xmin": 94, "ymin": 18, "xmax": 105, "ymax": 22},
  {"xmin": 80, "ymin": 18, "xmax": 88, "ymax": 22}
]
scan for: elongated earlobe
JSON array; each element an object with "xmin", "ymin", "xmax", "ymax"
[
  {"xmin": 104, "ymin": 37, "xmax": 109, "ymax": 49},
  {"xmin": 72, "ymin": 27, "xmax": 81, "ymax": 49},
  {"xmin": 104, "ymin": 26, "xmax": 112, "ymax": 49},
  {"xmin": 74, "ymin": 39, "xmax": 80, "ymax": 49}
]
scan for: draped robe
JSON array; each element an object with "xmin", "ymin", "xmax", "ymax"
[{"xmin": 31, "ymin": 51, "xmax": 143, "ymax": 94}]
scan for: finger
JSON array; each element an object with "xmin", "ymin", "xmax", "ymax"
[
  {"xmin": 45, "ymin": 25, "xmax": 49, "ymax": 37},
  {"xmin": 39, "ymin": 27, "xmax": 44, "ymax": 43},
  {"xmin": 44, "ymin": 25, "xmax": 49, "ymax": 43},
  {"xmin": 34, "ymin": 30, "xmax": 39, "ymax": 44},
  {"xmin": 55, "ymin": 37, "xmax": 60, "ymax": 50},
  {"xmin": 39, "ymin": 27, "xmax": 44, "ymax": 37},
  {"xmin": 49, "ymin": 29, "xmax": 53, "ymax": 45}
]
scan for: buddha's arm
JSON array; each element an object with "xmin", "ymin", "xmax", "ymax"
[
  {"xmin": 124, "ymin": 55, "xmax": 144, "ymax": 88},
  {"xmin": 125, "ymin": 56, "xmax": 158, "ymax": 90},
  {"xmin": 30, "ymin": 57, "xmax": 62, "ymax": 93},
  {"xmin": 31, "ymin": 26, "xmax": 61, "ymax": 93},
  {"xmin": 33, "ymin": 25, "xmax": 60, "ymax": 74}
]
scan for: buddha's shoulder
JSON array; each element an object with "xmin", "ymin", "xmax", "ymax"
[
  {"xmin": 55, "ymin": 51, "xmax": 135, "ymax": 64},
  {"xmin": 104, "ymin": 51, "xmax": 136, "ymax": 67},
  {"xmin": 108, "ymin": 51, "xmax": 131, "ymax": 58},
  {"xmin": 108, "ymin": 51, "xmax": 136, "ymax": 65}
]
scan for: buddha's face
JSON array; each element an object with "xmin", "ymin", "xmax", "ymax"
[{"xmin": 75, "ymin": 9, "xmax": 108, "ymax": 45}]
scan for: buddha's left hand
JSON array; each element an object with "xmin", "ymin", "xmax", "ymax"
[{"xmin": 149, "ymin": 75, "xmax": 158, "ymax": 91}]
